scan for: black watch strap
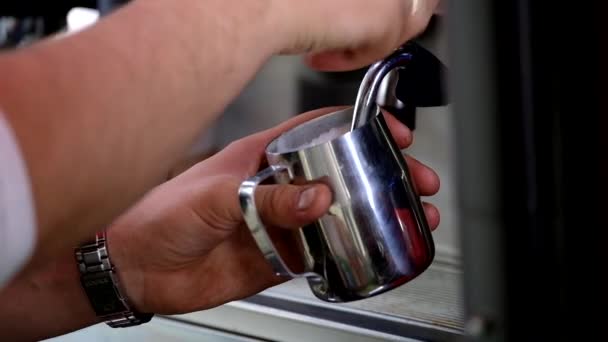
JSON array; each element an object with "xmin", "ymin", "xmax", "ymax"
[{"xmin": 75, "ymin": 231, "xmax": 153, "ymax": 328}]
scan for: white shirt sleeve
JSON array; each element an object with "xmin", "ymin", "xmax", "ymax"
[{"xmin": 0, "ymin": 111, "xmax": 36, "ymax": 287}]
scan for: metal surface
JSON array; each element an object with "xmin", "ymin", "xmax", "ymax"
[
  {"xmin": 448, "ymin": 0, "xmax": 506, "ymax": 340},
  {"xmin": 261, "ymin": 262, "xmax": 463, "ymax": 336},
  {"xmin": 45, "ymin": 316, "xmax": 264, "ymax": 342},
  {"xmin": 75, "ymin": 232, "xmax": 154, "ymax": 328},
  {"xmin": 170, "ymin": 260, "xmax": 463, "ymax": 340},
  {"xmin": 239, "ymin": 107, "xmax": 434, "ymax": 303},
  {"xmin": 350, "ymin": 47, "xmax": 414, "ymax": 130},
  {"xmin": 176, "ymin": 301, "xmax": 420, "ymax": 342},
  {"xmin": 239, "ymin": 164, "xmax": 321, "ymax": 280},
  {"xmin": 450, "ymin": 0, "xmax": 608, "ymax": 341}
]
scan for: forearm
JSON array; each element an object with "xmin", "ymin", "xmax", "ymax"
[
  {"xmin": 0, "ymin": 0, "xmax": 277, "ymax": 255},
  {"xmin": 0, "ymin": 251, "xmax": 98, "ymax": 341}
]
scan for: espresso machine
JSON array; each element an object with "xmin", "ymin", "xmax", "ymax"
[
  {"xmin": 450, "ymin": 1, "xmax": 607, "ymax": 341},
  {"xmin": 296, "ymin": 15, "xmax": 448, "ymax": 130}
]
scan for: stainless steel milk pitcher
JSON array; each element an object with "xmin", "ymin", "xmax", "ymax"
[{"xmin": 239, "ymin": 46, "xmax": 435, "ymax": 302}]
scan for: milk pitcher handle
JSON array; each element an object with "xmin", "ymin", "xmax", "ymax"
[{"xmin": 239, "ymin": 165, "xmax": 321, "ymax": 279}]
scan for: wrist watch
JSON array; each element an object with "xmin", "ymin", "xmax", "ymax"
[{"xmin": 75, "ymin": 231, "xmax": 153, "ymax": 328}]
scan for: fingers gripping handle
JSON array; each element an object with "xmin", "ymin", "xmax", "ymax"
[{"xmin": 239, "ymin": 165, "xmax": 320, "ymax": 279}]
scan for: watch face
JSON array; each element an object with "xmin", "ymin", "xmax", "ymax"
[{"xmin": 82, "ymin": 273, "xmax": 128, "ymax": 316}]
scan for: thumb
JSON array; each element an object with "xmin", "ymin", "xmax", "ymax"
[
  {"xmin": 254, "ymin": 183, "xmax": 333, "ymax": 229},
  {"xmin": 197, "ymin": 177, "xmax": 331, "ymax": 233}
]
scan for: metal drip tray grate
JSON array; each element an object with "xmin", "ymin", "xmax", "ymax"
[{"xmin": 261, "ymin": 263, "xmax": 464, "ymax": 333}]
